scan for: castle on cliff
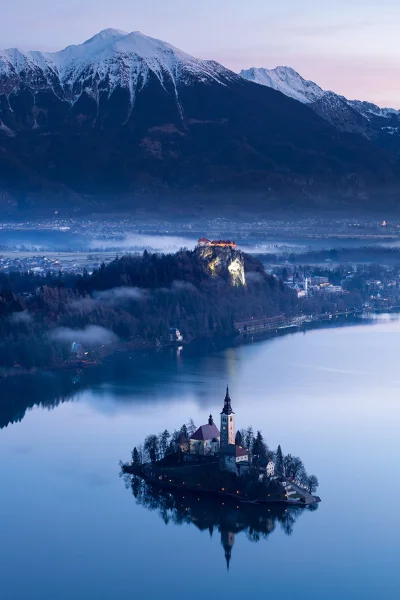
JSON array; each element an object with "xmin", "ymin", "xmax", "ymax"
[{"xmin": 198, "ymin": 237, "xmax": 237, "ymax": 249}]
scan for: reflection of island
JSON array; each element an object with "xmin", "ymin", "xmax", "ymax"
[{"xmin": 126, "ymin": 475, "xmax": 316, "ymax": 569}]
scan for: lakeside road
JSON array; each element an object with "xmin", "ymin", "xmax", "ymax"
[{"xmin": 236, "ymin": 306, "xmax": 400, "ymax": 337}]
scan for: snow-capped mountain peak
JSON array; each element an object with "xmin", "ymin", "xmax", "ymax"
[
  {"xmin": 82, "ymin": 28, "xmax": 129, "ymax": 45},
  {"xmin": 240, "ymin": 66, "xmax": 325, "ymax": 104},
  {"xmin": 0, "ymin": 29, "xmax": 238, "ymax": 106},
  {"xmin": 240, "ymin": 64, "xmax": 400, "ymax": 138}
]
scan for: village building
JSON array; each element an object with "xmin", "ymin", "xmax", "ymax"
[
  {"xmin": 169, "ymin": 327, "xmax": 183, "ymax": 343},
  {"xmin": 266, "ymin": 459, "xmax": 275, "ymax": 477}
]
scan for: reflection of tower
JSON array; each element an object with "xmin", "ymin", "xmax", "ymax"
[
  {"xmin": 221, "ymin": 530, "xmax": 235, "ymax": 570},
  {"xmin": 220, "ymin": 386, "xmax": 235, "ymax": 449}
]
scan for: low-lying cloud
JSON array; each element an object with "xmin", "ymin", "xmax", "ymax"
[
  {"xmin": 93, "ymin": 287, "xmax": 146, "ymax": 304},
  {"xmin": 50, "ymin": 325, "xmax": 118, "ymax": 346},
  {"xmin": 90, "ymin": 234, "xmax": 196, "ymax": 253},
  {"xmin": 170, "ymin": 281, "xmax": 197, "ymax": 293},
  {"xmin": 9, "ymin": 310, "xmax": 34, "ymax": 324}
]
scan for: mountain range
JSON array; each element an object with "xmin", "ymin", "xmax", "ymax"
[
  {"xmin": 240, "ymin": 66, "xmax": 400, "ymax": 145},
  {"xmin": 0, "ymin": 29, "xmax": 399, "ymax": 214}
]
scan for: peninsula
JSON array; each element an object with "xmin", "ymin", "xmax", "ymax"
[{"xmin": 122, "ymin": 387, "xmax": 320, "ymax": 506}]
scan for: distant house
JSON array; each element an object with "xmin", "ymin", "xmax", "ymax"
[
  {"xmin": 257, "ymin": 456, "xmax": 275, "ymax": 478},
  {"xmin": 189, "ymin": 415, "xmax": 220, "ymax": 455},
  {"xmin": 266, "ymin": 459, "xmax": 275, "ymax": 477},
  {"xmin": 71, "ymin": 342, "xmax": 84, "ymax": 359},
  {"xmin": 169, "ymin": 327, "xmax": 183, "ymax": 343}
]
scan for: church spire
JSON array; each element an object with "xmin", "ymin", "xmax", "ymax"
[
  {"xmin": 221, "ymin": 385, "xmax": 234, "ymax": 415},
  {"xmin": 221, "ymin": 530, "xmax": 235, "ymax": 571}
]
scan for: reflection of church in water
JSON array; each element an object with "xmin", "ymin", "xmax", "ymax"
[
  {"xmin": 129, "ymin": 475, "xmax": 307, "ymax": 570},
  {"xmin": 127, "ymin": 387, "xmax": 316, "ymax": 570}
]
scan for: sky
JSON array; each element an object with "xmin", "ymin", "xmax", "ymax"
[{"xmin": 2, "ymin": 0, "xmax": 400, "ymax": 107}]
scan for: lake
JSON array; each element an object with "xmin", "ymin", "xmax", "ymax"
[{"xmin": 1, "ymin": 315, "xmax": 399, "ymax": 599}]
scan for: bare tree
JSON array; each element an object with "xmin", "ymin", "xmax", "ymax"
[
  {"xmin": 186, "ymin": 419, "xmax": 197, "ymax": 437},
  {"xmin": 144, "ymin": 434, "xmax": 159, "ymax": 463},
  {"xmin": 307, "ymin": 475, "xmax": 319, "ymax": 494}
]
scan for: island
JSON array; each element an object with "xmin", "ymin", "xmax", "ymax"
[{"xmin": 122, "ymin": 387, "xmax": 320, "ymax": 507}]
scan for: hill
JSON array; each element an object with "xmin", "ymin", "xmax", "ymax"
[{"xmin": 0, "ymin": 246, "xmax": 298, "ymax": 371}]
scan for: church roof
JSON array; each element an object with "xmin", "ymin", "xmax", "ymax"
[{"xmin": 190, "ymin": 423, "xmax": 220, "ymax": 441}]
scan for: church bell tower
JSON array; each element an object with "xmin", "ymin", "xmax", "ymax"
[{"xmin": 220, "ymin": 386, "xmax": 235, "ymax": 449}]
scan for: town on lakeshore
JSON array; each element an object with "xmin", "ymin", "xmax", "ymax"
[{"xmin": 123, "ymin": 387, "xmax": 320, "ymax": 507}]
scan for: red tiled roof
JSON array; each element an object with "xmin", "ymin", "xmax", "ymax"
[
  {"xmin": 190, "ymin": 423, "xmax": 220, "ymax": 441},
  {"xmin": 236, "ymin": 446, "xmax": 249, "ymax": 457}
]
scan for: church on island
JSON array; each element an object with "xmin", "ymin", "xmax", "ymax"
[{"xmin": 181, "ymin": 386, "xmax": 274, "ymax": 478}]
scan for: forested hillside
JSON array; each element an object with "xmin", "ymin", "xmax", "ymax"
[{"xmin": 0, "ymin": 248, "xmax": 298, "ymax": 371}]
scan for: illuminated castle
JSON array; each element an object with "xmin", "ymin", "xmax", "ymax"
[{"xmin": 198, "ymin": 237, "xmax": 237, "ymax": 249}]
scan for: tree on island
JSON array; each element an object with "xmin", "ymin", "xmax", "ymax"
[
  {"xmin": 186, "ymin": 419, "xmax": 197, "ymax": 438},
  {"xmin": 144, "ymin": 434, "xmax": 159, "ymax": 463},
  {"xmin": 283, "ymin": 454, "xmax": 304, "ymax": 482},
  {"xmin": 275, "ymin": 445, "xmax": 284, "ymax": 477},
  {"xmin": 245, "ymin": 426, "xmax": 254, "ymax": 452},
  {"xmin": 306, "ymin": 475, "xmax": 319, "ymax": 494},
  {"xmin": 180, "ymin": 424, "xmax": 189, "ymax": 439},
  {"xmin": 132, "ymin": 447, "xmax": 142, "ymax": 466},
  {"xmin": 235, "ymin": 430, "xmax": 243, "ymax": 446},
  {"xmin": 253, "ymin": 430, "xmax": 268, "ymax": 459},
  {"xmin": 159, "ymin": 430, "xmax": 171, "ymax": 457},
  {"xmin": 290, "ymin": 457, "xmax": 305, "ymax": 482}
]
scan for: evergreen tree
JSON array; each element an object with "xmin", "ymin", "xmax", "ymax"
[
  {"xmin": 245, "ymin": 426, "xmax": 254, "ymax": 451},
  {"xmin": 235, "ymin": 430, "xmax": 243, "ymax": 446},
  {"xmin": 159, "ymin": 430, "xmax": 171, "ymax": 457},
  {"xmin": 186, "ymin": 419, "xmax": 197, "ymax": 437},
  {"xmin": 275, "ymin": 445, "xmax": 284, "ymax": 477},
  {"xmin": 252, "ymin": 430, "xmax": 267, "ymax": 458},
  {"xmin": 131, "ymin": 446, "xmax": 141, "ymax": 466}
]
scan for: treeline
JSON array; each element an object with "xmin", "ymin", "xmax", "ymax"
[
  {"xmin": 258, "ymin": 246, "xmax": 400, "ymax": 265},
  {"xmin": 0, "ymin": 249, "xmax": 299, "ymax": 370}
]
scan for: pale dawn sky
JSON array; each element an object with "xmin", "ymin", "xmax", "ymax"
[{"xmin": 2, "ymin": 0, "xmax": 400, "ymax": 107}]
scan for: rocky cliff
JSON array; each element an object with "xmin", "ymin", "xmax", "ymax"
[{"xmin": 196, "ymin": 245, "xmax": 246, "ymax": 287}]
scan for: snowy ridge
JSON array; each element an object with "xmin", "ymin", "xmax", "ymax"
[
  {"xmin": 240, "ymin": 65, "xmax": 400, "ymax": 136},
  {"xmin": 0, "ymin": 28, "xmax": 238, "ymax": 105},
  {"xmin": 240, "ymin": 66, "xmax": 325, "ymax": 104}
]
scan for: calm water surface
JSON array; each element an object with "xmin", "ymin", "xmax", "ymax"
[{"xmin": 1, "ymin": 316, "xmax": 399, "ymax": 599}]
